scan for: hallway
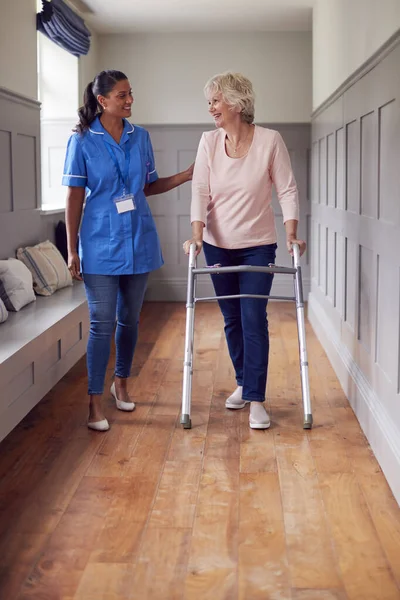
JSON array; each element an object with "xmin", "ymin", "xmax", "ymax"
[{"xmin": 0, "ymin": 302, "xmax": 399, "ymax": 599}]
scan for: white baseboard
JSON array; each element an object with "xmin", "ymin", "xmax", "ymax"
[
  {"xmin": 308, "ymin": 292, "xmax": 400, "ymax": 505},
  {"xmin": 145, "ymin": 276, "xmax": 310, "ymax": 302}
]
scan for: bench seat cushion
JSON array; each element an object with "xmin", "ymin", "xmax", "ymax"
[{"xmin": 0, "ymin": 281, "xmax": 87, "ymax": 365}]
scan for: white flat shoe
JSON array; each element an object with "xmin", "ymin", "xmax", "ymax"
[
  {"xmin": 111, "ymin": 382, "xmax": 135, "ymax": 412},
  {"xmin": 225, "ymin": 386, "xmax": 248, "ymax": 409},
  {"xmin": 87, "ymin": 418, "xmax": 110, "ymax": 432},
  {"xmin": 249, "ymin": 402, "xmax": 271, "ymax": 430}
]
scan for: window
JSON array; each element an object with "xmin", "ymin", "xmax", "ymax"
[{"xmin": 37, "ymin": 20, "xmax": 79, "ymax": 211}]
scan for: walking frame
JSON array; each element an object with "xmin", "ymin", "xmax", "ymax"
[{"xmin": 180, "ymin": 242, "xmax": 313, "ymax": 430}]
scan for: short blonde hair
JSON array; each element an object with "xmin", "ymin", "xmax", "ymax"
[{"xmin": 204, "ymin": 71, "xmax": 255, "ymax": 124}]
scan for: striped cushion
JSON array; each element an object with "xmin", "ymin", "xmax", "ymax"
[
  {"xmin": 0, "ymin": 298, "xmax": 8, "ymax": 323},
  {"xmin": 17, "ymin": 241, "xmax": 72, "ymax": 296},
  {"xmin": 0, "ymin": 259, "xmax": 36, "ymax": 311}
]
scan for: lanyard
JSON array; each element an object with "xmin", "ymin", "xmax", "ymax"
[{"xmin": 104, "ymin": 141, "xmax": 130, "ymax": 194}]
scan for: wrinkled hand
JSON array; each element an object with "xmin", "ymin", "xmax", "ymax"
[
  {"xmin": 183, "ymin": 239, "xmax": 203, "ymax": 256},
  {"xmin": 68, "ymin": 251, "xmax": 83, "ymax": 281},
  {"xmin": 186, "ymin": 163, "xmax": 194, "ymax": 182},
  {"xmin": 287, "ymin": 238, "xmax": 307, "ymax": 257}
]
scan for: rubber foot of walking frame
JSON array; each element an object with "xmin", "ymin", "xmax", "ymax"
[
  {"xmin": 180, "ymin": 414, "xmax": 192, "ymax": 429},
  {"xmin": 303, "ymin": 414, "xmax": 313, "ymax": 430}
]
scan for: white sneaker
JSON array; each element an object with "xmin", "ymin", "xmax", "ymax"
[
  {"xmin": 249, "ymin": 402, "xmax": 271, "ymax": 429},
  {"xmin": 225, "ymin": 386, "xmax": 248, "ymax": 409}
]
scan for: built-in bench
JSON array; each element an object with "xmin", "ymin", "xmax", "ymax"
[{"xmin": 0, "ymin": 282, "xmax": 88, "ymax": 442}]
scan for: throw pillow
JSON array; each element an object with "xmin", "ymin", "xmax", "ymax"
[
  {"xmin": 0, "ymin": 259, "xmax": 36, "ymax": 311},
  {"xmin": 0, "ymin": 298, "xmax": 8, "ymax": 323},
  {"xmin": 17, "ymin": 240, "xmax": 72, "ymax": 296}
]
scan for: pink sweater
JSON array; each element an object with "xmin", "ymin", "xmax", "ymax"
[{"xmin": 190, "ymin": 125, "xmax": 299, "ymax": 249}]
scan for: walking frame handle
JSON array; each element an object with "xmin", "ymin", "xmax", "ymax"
[
  {"xmin": 292, "ymin": 242, "xmax": 301, "ymax": 270},
  {"xmin": 189, "ymin": 242, "xmax": 197, "ymax": 270},
  {"xmin": 189, "ymin": 242, "xmax": 302, "ymax": 269}
]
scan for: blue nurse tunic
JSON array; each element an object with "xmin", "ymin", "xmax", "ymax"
[{"xmin": 62, "ymin": 116, "xmax": 164, "ymax": 275}]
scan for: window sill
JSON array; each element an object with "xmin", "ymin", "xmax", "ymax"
[{"xmin": 39, "ymin": 207, "xmax": 66, "ymax": 216}]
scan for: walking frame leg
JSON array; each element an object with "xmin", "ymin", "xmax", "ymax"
[
  {"xmin": 180, "ymin": 244, "xmax": 197, "ymax": 429},
  {"xmin": 293, "ymin": 244, "xmax": 313, "ymax": 430}
]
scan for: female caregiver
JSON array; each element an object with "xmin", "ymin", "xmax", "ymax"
[{"xmin": 63, "ymin": 70, "xmax": 193, "ymax": 431}]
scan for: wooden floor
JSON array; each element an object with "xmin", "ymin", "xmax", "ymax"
[{"xmin": 0, "ymin": 302, "xmax": 399, "ymax": 600}]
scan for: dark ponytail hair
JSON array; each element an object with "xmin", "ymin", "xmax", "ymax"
[{"xmin": 74, "ymin": 70, "xmax": 128, "ymax": 134}]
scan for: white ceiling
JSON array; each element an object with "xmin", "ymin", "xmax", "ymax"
[{"xmin": 79, "ymin": 0, "xmax": 314, "ymax": 34}]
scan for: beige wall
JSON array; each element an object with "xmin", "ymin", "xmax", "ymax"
[
  {"xmin": 313, "ymin": 0, "xmax": 400, "ymax": 109},
  {"xmin": 0, "ymin": 0, "xmax": 98, "ymax": 104},
  {"xmin": 98, "ymin": 32, "xmax": 312, "ymax": 124},
  {"xmin": 0, "ymin": 0, "xmax": 38, "ymax": 98},
  {"xmin": 79, "ymin": 29, "xmax": 99, "ymax": 101}
]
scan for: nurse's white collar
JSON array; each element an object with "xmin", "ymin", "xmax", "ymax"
[{"xmin": 89, "ymin": 118, "xmax": 135, "ymax": 135}]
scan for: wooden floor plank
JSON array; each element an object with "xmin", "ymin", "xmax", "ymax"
[
  {"xmin": 0, "ymin": 534, "xmax": 48, "ymax": 600},
  {"xmin": 148, "ymin": 460, "xmax": 202, "ymax": 529},
  {"xmin": 88, "ymin": 474, "xmax": 160, "ymax": 565},
  {"xmin": 319, "ymin": 473, "xmax": 400, "ymax": 600},
  {"xmin": 85, "ymin": 419, "xmax": 147, "ymax": 478},
  {"xmin": 184, "ymin": 457, "xmax": 239, "ymax": 599},
  {"xmin": 292, "ymin": 590, "xmax": 347, "ymax": 600},
  {"xmin": 122, "ymin": 412, "xmax": 176, "ymax": 478},
  {"xmin": 356, "ymin": 471, "xmax": 400, "ymax": 589},
  {"xmin": 278, "ymin": 465, "xmax": 343, "ymax": 590},
  {"xmin": 74, "ymin": 563, "xmax": 137, "ymax": 600},
  {"xmin": 18, "ymin": 476, "xmax": 116, "ymax": 599},
  {"xmin": 272, "ymin": 314, "xmax": 343, "ymax": 591},
  {"xmin": 238, "ymin": 472, "xmax": 292, "ymax": 600},
  {"xmin": 133, "ymin": 528, "xmax": 192, "ymax": 599},
  {"xmin": 1, "ymin": 434, "xmax": 104, "ymax": 537}
]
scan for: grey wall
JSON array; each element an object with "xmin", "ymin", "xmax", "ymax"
[
  {"xmin": 145, "ymin": 123, "xmax": 311, "ymax": 301},
  {"xmin": 0, "ymin": 87, "xmax": 60, "ymax": 260},
  {"xmin": 309, "ymin": 38, "xmax": 400, "ymax": 504}
]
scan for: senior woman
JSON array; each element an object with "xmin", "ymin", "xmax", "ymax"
[{"xmin": 183, "ymin": 71, "xmax": 306, "ymax": 430}]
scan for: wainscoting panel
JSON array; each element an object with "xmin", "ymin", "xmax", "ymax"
[
  {"xmin": 376, "ymin": 259, "xmax": 400, "ymax": 386},
  {"xmin": 379, "ymin": 99, "xmax": 400, "ymax": 227},
  {"xmin": 0, "ymin": 88, "xmax": 61, "ymax": 259},
  {"xmin": 40, "ymin": 118, "xmax": 76, "ymax": 210},
  {"xmin": 0, "ymin": 130, "xmax": 12, "ymax": 213},
  {"xmin": 309, "ymin": 37, "xmax": 400, "ymax": 504},
  {"xmin": 14, "ymin": 133, "xmax": 38, "ymax": 211}
]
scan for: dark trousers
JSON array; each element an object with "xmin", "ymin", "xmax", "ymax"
[{"xmin": 203, "ymin": 242, "xmax": 277, "ymax": 401}]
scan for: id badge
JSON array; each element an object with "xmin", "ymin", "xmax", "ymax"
[{"xmin": 114, "ymin": 193, "xmax": 136, "ymax": 214}]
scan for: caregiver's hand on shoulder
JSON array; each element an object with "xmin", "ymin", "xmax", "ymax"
[
  {"xmin": 185, "ymin": 162, "xmax": 194, "ymax": 182},
  {"xmin": 68, "ymin": 251, "xmax": 83, "ymax": 281},
  {"xmin": 183, "ymin": 239, "xmax": 203, "ymax": 256}
]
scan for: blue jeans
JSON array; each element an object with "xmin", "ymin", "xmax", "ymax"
[
  {"xmin": 203, "ymin": 242, "xmax": 277, "ymax": 402},
  {"xmin": 83, "ymin": 273, "xmax": 148, "ymax": 395}
]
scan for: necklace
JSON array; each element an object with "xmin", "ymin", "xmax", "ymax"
[{"xmin": 227, "ymin": 127, "xmax": 252, "ymax": 156}]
